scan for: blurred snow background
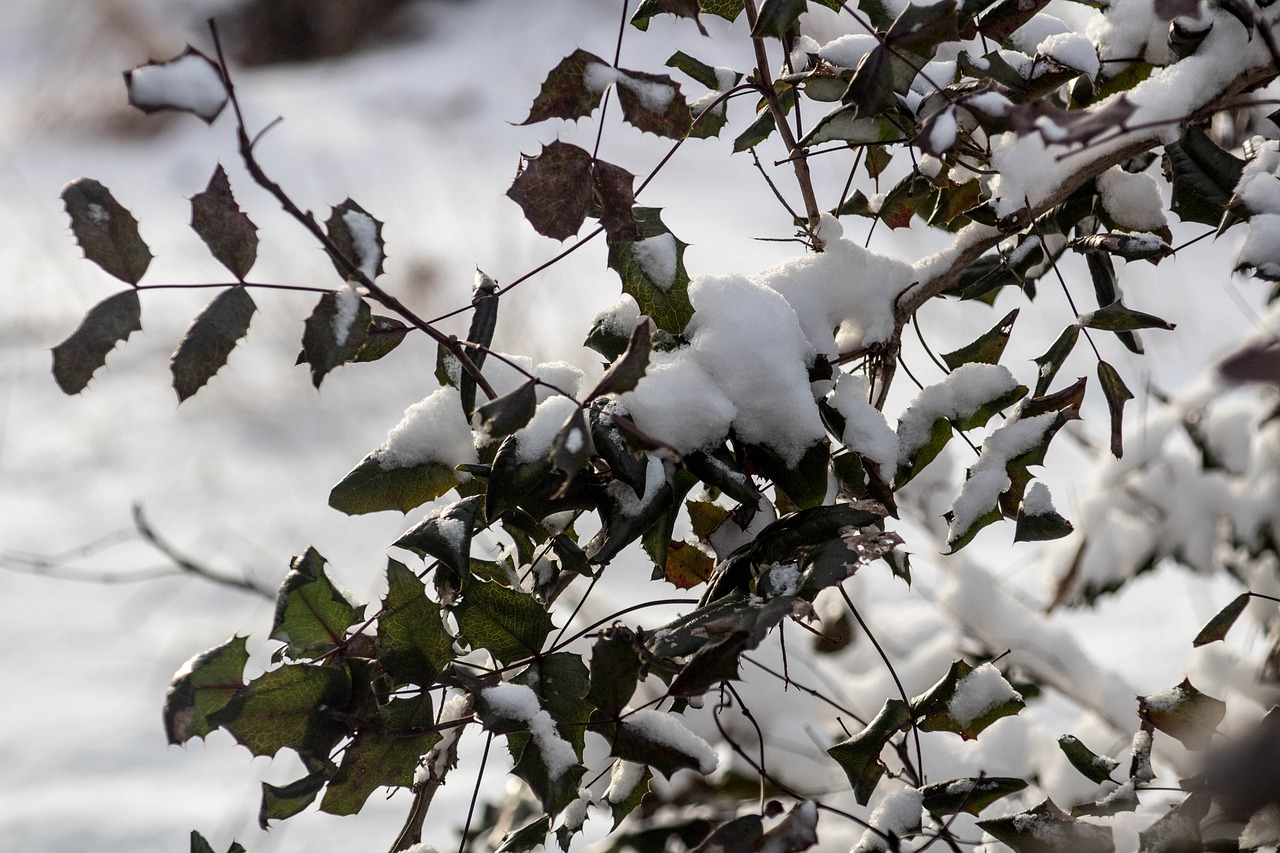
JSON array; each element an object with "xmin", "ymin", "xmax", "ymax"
[{"xmin": 0, "ymin": 1, "xmax": 1271, "ymax": 851}]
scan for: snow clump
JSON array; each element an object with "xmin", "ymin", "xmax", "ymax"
[
  {"xmin": 482, "ymin": 683, "xmax": 578, "ymax": 781},
  {"xmin": 947, "ymin": 412, "xmax": 1058, "ymax": 542},
  {"xmin": 376, "ymin": 387, "xmax": 479, "ymax": 473},
  {"xmin": 622, "ymin": 708, "xmax": 718, "ymax": 775},
  {"xmin": 1096, "ymin": 166, "xmax": 1168, "ymax": 232},
  {"xmin": 852, "ymin": 786, "xmax": 923, "ymax": 853},
  {"xmin": 126, "ymin": 50, "xmax": 228, "ymax": 120},
  {"xmin": 948, "ymin": 662, "xmax": 1023, "ymax": 726}
]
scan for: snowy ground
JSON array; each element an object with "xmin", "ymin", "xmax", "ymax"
[{"xmin": 0, "ymin": 1, "xmax": 1273, "ymax": 852}]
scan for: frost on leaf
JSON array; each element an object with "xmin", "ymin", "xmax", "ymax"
[
  {"xmin": 124, "ymin": 47, "xmax": 228, "ymax": 123},
  {"xmin": 170, "ymin": 285, "xmax": 256, "ymax": 403},
  {"xmin": 52, "ymin": 290, "xmax": 143, "ymax": 395},
  {"xmin": 189, "ymin": 164, "xmax": 258, "ymax": 281},
  {"xmin": 61, "ymin": 178, "xmax": 153, "ymax": 284}
]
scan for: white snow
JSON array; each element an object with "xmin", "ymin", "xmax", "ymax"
[
  {"xmin": 376, "ymin": 387, "xmax": 480, "ymax": 473},
  {"xmin": 852, "ymin": 786, "xmax": 923, "ymax": 853},
  {"xmin": 1010, "ymin": 14, "xmax": 1070, "ymax": 55},
  {"xmin": 342, "ymin": 208, "xmax": 382, "ymax": 281},
  {"xmin": 630, "ymin": 232, "xmax": 678, "ymax": 291},
  {"xmin": 561, "ymin": 790, "xmax": 590, "ymax": 831},
  {"xmin": 126, "ymin": 51, "xmax": 227, "ymax": 120},
  {"xmin": 420, "ymin": 504, "xmax": 468, "ymax": 551},
  {"xmin": 622, "ymin": 348, "xmax": 736, "ymax": 456},
  {"xmin": 1237, "ymin": 214, "xmax": 1280, "ymax": 279},
  {"xmin": 622, "ymin": 708, "xmax": 718, "ymax": 775},
  {"xmin": 1021, "ymin": 481, "xmax": 1057, "ymax": 517},
  {"xmin": 583, "ymin": 62, "xmax": 618, "ymax": 93},
  {"xmin": 332, "ymin": 282, "xmax": 361, "ymax": 347},
  {"xmin": 948, "ymin": 662, "xmax": 1023, "ymax": 726},
  {"xmin": 1096, "ymin": 166, "xmax": 1168, "ymax": 233},
  {"xmin": 1234, "ymin": 138, "xmax": 1280, "ymax": 215},
  {"xmin": 88, "ymin": 202, "xmax": 109, "ymax": 225},
  {"xmin": 587, "ymin": 63, "xmax": 676, "ymax": 113},
  {"xmin": 482, "ymin": 683, "xmax": 577, "ymax": 781},
  {"xmin": 604, "ymin": 760, "xmax": 646, "ymax": 804},
  {"xmin": 515, "ymin": 394, "xmax": 579, "ymax": 463},
  {"xmin": 947, "ymin": 412, "xmax": 1058, "ymax": 542},
  {"xmin": 1038, "ymin": 32, "xmax": 1101, "ymax": 78},
  {"xmin": 818, "ymin": 34, "xmax": 878, "ymax": 69},
  {"xmin": 829, "ymin": 372, "xmax": 899, "ymax": 476}
]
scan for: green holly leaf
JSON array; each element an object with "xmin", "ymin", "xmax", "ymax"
[
  {"xmin": 455, "ymin": 580, "xmax": 554, "ymax": 664},
  {"xmin": 607, "ymin": 208, "xmax": 693, "ymax": 334},
  {"xmin": 828, "ymin": 698, "xmax": 912, "ymax": 804},
  {"xmin": 1032, "ymin": 326, "xmax": 1080, "ymax": 397},
  {"xmin": 1057, "ymin": 735, "xmax": 1120, "ymax": 785},
  {"xmin": 271, "ymin": 547, "xmax": 364, "ymax": 658},
  {"xmin": 61, "ymin": 178, "xmax": 152, "ymax": 284},
  {"xmin": 394, "ymin": 494, "xmax": 483, "ymax": 588},
  {"xmin": 978, "ymin": 799, "xmax": 1113, "ymax": 853},
  {"xmin": 329, "ymin": 455, "xmax": 459, "ymax": 516},
  {"xmin": 588, "ymin": 628, "xmax": 642, "ymax": 718},
  {"xmin": 1098, "ymin": 360, "xmax": 1133, "ymax": 459},
  {"xmin": 1192, "ymin": 592, "xmax": 1250, "ymax": 647},
  {"xmin": 189, "ymin": 164, "xmax": 258, "ymax": 280},
  {"xmin": 522, "ymin": 48, "xmax": 609, "ymax": 124},
  {"xmin": 941, "ymin": 309, "xmax": 1018, "ymax": 371},
  {"xmin": 378, "ymin": 559, "xmax": 455, "ymax": 686},
  {"xmin": 299, "ymin": 290, "xmax": 371, "ymax": 388},
  {"xmin": 1081, "ymin": 301, "xmax": 1176, "ymax": 333},
  {"xmin": 921, "ymin": 777, "xmax": 1028, "ymax": 817},
  {"xmin": 51, "ymin": 290, "xmax": 142, "ymax": 395},
  {"xmin": 210, "ymin": 663, "xmax": 351, "ymax": 760},
  {"xmin": 170, "ymin": 285, "xmax": 256, "ymax": 402},
  {"xmin": 351, "ymin": 315, "xmax": 409, "ymax": 363},
  {"xmin": 1166, "ymin": 124, "xmax": 1245, "ymax": 227},
  {"xmin": 164, "ymin": 635, "xmax": 249, "ymax": 744},
  {"xmin": 259, "ymin": 766, "xmax": 329, "ymax": 828},
  {"xmin": 320, "ymin": 694, "xmax": 441, "ymax": 816},
  {"xmin": 912, "ymin": 660, "xmax": 1025, "ymax": 739}
]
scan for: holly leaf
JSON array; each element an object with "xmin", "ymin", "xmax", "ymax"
[
  {"xmin": 325, "ymin": 199, "xmax": 385, "ymax": 281},
  {"xmin": 589, "ymin": 316, "xmax": 653, "ymax": 400},
  {"xmin": 352, "ymin": 315, "xmax": 409, "ymax": 363},
  {"xmin": 1192, "ymin": 592, "xmax": 1250, "ymax": 647},
  {"xmin": 827, "ymin": 698, "xmax": 912, "ymax": 804},
  {"xmin": 124, "ymin": 47, "xmax": 228, "ymax": 122},
  {"xmin": 607, "ymin": 208, "xmax": 694, "ymax": 333},
  {"xmin": 1032, "ymin": 325, "xmax": 1080, "ymax": 396},
  {"xmin": 921, "ymin": 777, "xmax": 1028, "ymax": 817},
  {"xmin": 209, "ymin": 663, "xmax": 351, "ymax": 760},
  {"xmin": 978, "ymin": 799, "xmax": 1113, "ymax": 853},
  {"xmin": 163, "ymin": 635, "xmax": 249, "ymax": 744},
  {"xmin": 522, "ymin": 48, "xmax": 609, "ymax": 124},
  {"xmin": 394, "ymin": 495, "xmax": 483, "ymax": 588},
  {"xmin": 751, "ymin": 0, "xmax": 806, "ymax": 38},
  {"xmin": 615, "ymin": 69, "xmax": 692, "ymax": 139},
  {"xmin": 1097, "ymin": 360, "xmax": 1133, "ymax": 458},
  {"xmin": 61, "ymin": 178, "xmax": 152, "ymax": 284},
  {"xmin": 271, "ymin": 547, "xmax": 364, "ymax": 658},
  {"xmin": 329, "ymin": 455, "xmax": 459, "ymax": 516},
  {"xmin": 259, "ymin": 768, "xmax": 329, "ymax": 828},
  {"xmin": 475, "ymin": 381, "xmax": 539, "ymax": 440},
  {"xmin": 590, "ymin": 159, "xmax": 640, "ymax": 243},
  {"xmin": 321, "ymin": 695, "xmax": 441, "ymax": 816},
  {"xmin": 454, "ymin": 580, "xmax": 554, "ymax": 664},
  {"xmin": 912, "ymin": 660, "xmax": 1025, "ymax": 739},
  {"xmin": 941, "ymin": 308, "xmax": 1018, "ymax": 371},
  {"xmin": 170, "ymin": 285, "xmax": 256, "ymax": 402},
  {"xmin": 1081, "ymin": 301, "xmax": 1176, "ymax": 332},
  {"xmin": 1166, "ymin": 124, "xmax": 1245, "ymax": 227},
  {"xmin": 588, "ymin": 628, "xmax": 643, "ymax": 721},
  {"xmin": 1057, "ymin": 735, "xmax": 1119, "ymax": 785},
  {"xmin": 1138, "ymin": 678, "xmax": 1226, "ymax": 750},
  {"xmin": 379, "ymin": 559, "xmax": 455, "ymax": 686},
  {"xmin": 190, "ymin": 164, "xmax": 258, "ymax": 280},
  {"xmin": 507, "ymin": 141, "xmax": 593, "ymax": 241},
  {"xmin": 51, "ymin": 290, "xmax": 142, "ymax": 394},
  {"xmin": 299, "ymin": 290, "xmax": 371, "ymax": 388}
]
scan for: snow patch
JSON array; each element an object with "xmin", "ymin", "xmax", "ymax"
[{"xmin": 376, "ymin": 387, "xmax": 479, "ymax": 473}]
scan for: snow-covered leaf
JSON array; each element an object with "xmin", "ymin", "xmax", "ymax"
[
  {"xmin": 1138, "ymin": 679, "xmax": 1226, "ymax": 750},
  {"xmin": 124, "ymin": 47, "xmax": 227, "ymax": 122},
  {"xmin": 522, "ymin": 48, "xmax": 608, "ymax": 125},
  {"xmin": 378, "ymin": 559, "xmax": 454, "ymax": 686},
  {"xmin": 325, "ymin": 199, "xmax": 384, "ymax": 281},
  {"xmin": 299, "ymin": 290, "xmax": 371, "ymax": 388},
  {"xmin": 607, "ymin": 208, "xmax": 693, "ymax": 333},
  {"xmin": 1070, "ymin": 233, "xmax": 1173, "ymax": 262},
  {"xmin": 170, "ymin": 285, "xmax": 256, "ymax": 402},
  {"xmin": 271, "ymin": 548, "xmax": 363, "ymax": 658},
  {"xmin": 827, "ymin": 698, "xmax": 912, "ymax": 804},
  {"xmin": 51, "ymin": 290, "xmax": 142, "ymax": 395},
  {"xmin": 607, "ymin": 709, "xmax": 718, "ymax": 778},
  {"xmin": 1137, "ymin": 793, "xmax": 1211, "ymax": 853},
  {"xmin": 1057, "ymin": 734, "xmax": 1120, "ymax": 784},
  {"xmin": 913, "ymin": 660, "xmax": 1025, "ymax": 739},
  {"xmin": 978, "ymin": 799, "xmax": 1113, "ymax": 853},
  {"xmin": 163, "ymin": 635, "xmax": 249, "ymax": 744},
  {"xmin": 61, "ymin": 178, "xmax": 152, "ymax": 284},
  {"xmin": 328, "ymin": 455, "xmax": 459, "ymax": 516},
  {"xmin": 615, "ymin": 69, "xmax": 692, "ymax": 139},
  {"xmin": 394, "ymin": 495, "xmax": 483, "ymax": 589},
  {"xmin": 920, "ymin": 776, "xmax": 1027, "ymax": 817},
  {"xmin": 189, "ymin": 164, "xmax": 258, "ymax": 280},
  {"xmin": 1192, "ymin": 592, "xmax": 1250, "ymax": 647}
]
